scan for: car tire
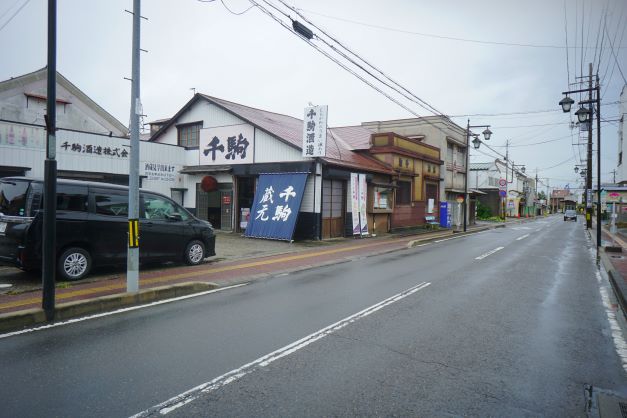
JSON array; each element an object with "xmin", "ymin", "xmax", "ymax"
[
  {"xmin": 184, "ymin": 240, "xmax": 205, "ymax": 265},
  {"xmin": 58, "ymin": 247, "xmax": 92, "ymax": 281}
]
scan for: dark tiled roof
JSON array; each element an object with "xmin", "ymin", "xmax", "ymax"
[{"xmin": 202, "ymin": 95, "xmax": 393, "ymax": 174}]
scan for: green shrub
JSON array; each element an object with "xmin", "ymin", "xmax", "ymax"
[{"xmin": 476, "ymin": 201, "xmax": 493, "ymax": 220}]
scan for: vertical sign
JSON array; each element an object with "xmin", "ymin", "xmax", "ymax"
[
  {"xmin": 358, "ymin": 173, "xmax": 369, "ymax": 236},
  {"xmin": 302, "ymin": 105, "xmax": 328, "ymax": 157},
  {"xmin": 351, "ymin": 173, "xmax": 360, "ymax": 235}
]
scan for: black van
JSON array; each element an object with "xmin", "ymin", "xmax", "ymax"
[{"xmin": 0, "ymin": 177, "xmax": 216, "ymax": 281}]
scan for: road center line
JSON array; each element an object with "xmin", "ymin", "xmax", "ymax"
[
  {"xmin": 131, "ymin": 281, "xmax": 432, "ymax": 417},
  {"xmin": 516, "ymin": 234, "xmax": 530, "ymax": 241},
  {"xmin": 0, "ymin": 284, "xmax": 248, "ymax": 340},
  {"xmin": 475, "ymin": 246, "xmax": 505, "ymax": 260}
]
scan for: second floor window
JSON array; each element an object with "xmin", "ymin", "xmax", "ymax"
[{"xmin": 177, "ymin": 123, "xmax": 201, "ymax": 148}]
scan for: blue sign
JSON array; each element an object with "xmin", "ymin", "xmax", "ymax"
[
  {"xmin": 439, "ymin": 201, "xmax": 451, "ymax": 228},
  {"xmin": 499, "ymin": 190, "xmax": 507, "ymax": 197},
  {"xmin": 244, "ymin": 173, "xmax": 309, "ymax": 241}
]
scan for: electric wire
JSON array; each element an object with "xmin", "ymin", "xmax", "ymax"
[
  {"xmin": 0, "ymin": 0, "xmax": 30, "ymax": 33},
  {"xmin": 294, "ymin": 7, "xmax": 622, "ymax": 50},
  {"xmin": 276, "ymin": 0, "xmax": 446, "ymax": 117},
  {"xmin": 252, "ymin": 0, "xmax": 461, "ymax": 141}
]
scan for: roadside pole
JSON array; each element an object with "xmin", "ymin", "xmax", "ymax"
[
  {"xmin": 127, "ymin": 0, "xmax": 141, "ymax": 293},
  {"xmin": 42, "ymin": 0, "xmax": 57, "ymax": 321}
]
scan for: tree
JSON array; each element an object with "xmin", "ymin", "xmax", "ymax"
[{"xmin": 537, "ymin": 191, "xmax": 547, "ymax": 200}]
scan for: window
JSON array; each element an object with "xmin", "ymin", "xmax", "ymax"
[
  {"xmin": 395, "ymin": 181, "xmax": 411, "ymax": 205},
  {"xmin": 425, "ymin": 183, "xmax": 438, "ymax": 201},
  {"xmin": 177, "ymin": 122, "xmax": 202, "ymax": 148},
  {"xmin": 322, "ymin": 180, "xmax": 343, "ymax": 217},
  {"xmin": 95, "ymin": 194, "xmax": 128, "ymax": 217},
  {"xmin": 447, "ymin": 143, "xmax": 454, "ymax": 162},
  {"xmin": 620, "ymin": 152, "xmax": 623, "ymax": 166},
  {"xmin": 57, "ymin": 192, "xmax": 87, "ymax": 212},
  {"xmin": 488, "ymin": 177, "xmax": 499, "ymax": 187},
  {"xmin": 143, "ymin": 195, "xmax": 189, "ymax": 220}
]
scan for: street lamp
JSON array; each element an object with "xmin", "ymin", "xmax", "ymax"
[
  {"xmin": 559, "ymin": 96, "xmax": 574, "ymax": 113},
  {"xmin": 464, "ymin": 120, "xmax": 492, "ymax": 232},
  {"xmin": 559, "ymin": 68, "xmax": 601, "ymax": 253}
]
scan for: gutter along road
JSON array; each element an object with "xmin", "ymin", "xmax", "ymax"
[{"xmin": 0, "ymin": 216, "xmax": 624, "ymax": 417}]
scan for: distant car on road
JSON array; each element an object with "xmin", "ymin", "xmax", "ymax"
[{"xmin": 563, "ymin": 209, "xmax": 577, "ymax": 221}]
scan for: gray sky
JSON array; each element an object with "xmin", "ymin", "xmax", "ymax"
[{"xmin": 1, "ymin": 0, "xmax": 626, "ymax": 192}]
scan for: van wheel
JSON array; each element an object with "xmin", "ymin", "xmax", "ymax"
[
  {"xmin": 184, "ymin": 240, "xmax": 205, "ymax": 265},
  {"xmin": 58, "ymin": 247, "xmax": 92, "ymax": 281}
]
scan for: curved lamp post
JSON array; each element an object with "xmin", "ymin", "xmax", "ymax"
[{"xmin": 463, "ymin": 121, "xmax": 492, "ymax": 232}]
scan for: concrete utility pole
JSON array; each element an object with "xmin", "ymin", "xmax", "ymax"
[
  {"xmin": 127, "ymin": 0, "xmax": 141, "ymax": 293},
  {"xmin": 586, "ymin": 63, "xmax": 593, "ymax": 230}
]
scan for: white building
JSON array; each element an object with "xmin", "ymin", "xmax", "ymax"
[{"xmin": 0, "ymin": 68, "xmax": 185, "ymax": 196}]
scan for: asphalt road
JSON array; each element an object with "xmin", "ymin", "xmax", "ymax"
[{"xmin": 0, "ymin": 216, "xmax": 625, "ymax": 417}]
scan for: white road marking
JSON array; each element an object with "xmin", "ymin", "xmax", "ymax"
[
  {"xmin": 511, "ymin": 226, "xmax": 532, "ymax": 231},
  {"xmin": 0, "ymin": 284, "xmax": 248, "ymax": 340},
  {"xmin": 434, "ymin": 236, "xmax": 465, "ymax": 243},
  {"xmin": 131, "ymin": 282, "xmax": 432, "ymax": 417},
  {"xmin": 475, "ymin": 247, "xmax": 505, "ymax": 260},
  {"xmin": 597, "ymin": 271, "xmax": 627, "ymax": 373},
  {"xmin": 516, "ymin": 234, "xmax": 530, "ymax": 241}
]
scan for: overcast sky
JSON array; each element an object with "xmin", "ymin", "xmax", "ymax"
[{"xmin": 1, "ymin": 0, "xmax": 626, "ymax": 192}]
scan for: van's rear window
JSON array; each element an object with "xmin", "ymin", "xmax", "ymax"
[{"xmin": 0, "ymin": 180, "xmax": 29, "ymax": 216}]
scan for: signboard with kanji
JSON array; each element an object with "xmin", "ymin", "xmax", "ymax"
[
  {"xmin": 302, "ymin": 105, "xmax": 328, "ymax": 157},
  {"xmin": 244, "ymin": 173, "xmax": 309, "ymax": 241},
  {"xmin": 199, "ymin": 124, "xmax": 254, "ymax": 165}
]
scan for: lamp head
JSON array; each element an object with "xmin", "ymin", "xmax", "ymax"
[
  {"xmin": 472, "ymin": 135, "xmax": 481, "ymax": 149},
  {"xmin": 482, "ymin": 127, "xmax": 492, "ymax": 141},
  {"xmin": 559, "ymin": 96, "xmax": 574, "ymax": 113},
  {"xmin": 575, "ymin": 106, "xmax": 590, "ymax": 123}
]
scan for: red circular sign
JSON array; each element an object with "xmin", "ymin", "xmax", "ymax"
[{"xmin": 456, "ymin": 195, "xmax": 464, "ymax": 203}]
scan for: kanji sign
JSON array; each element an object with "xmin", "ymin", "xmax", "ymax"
[
  {"xmin": 199, "ymin": 124, "xmax": 254, "ymax": 165},
  {"xmin": 302, "ymin": 105, "xmax": 328, "ymax": 157},
  {"xmin": 244, "ymin": 173, "xmax": 309, "ymax": 241}
]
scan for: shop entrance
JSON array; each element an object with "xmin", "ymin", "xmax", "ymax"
[
  {"xmin": 196, "ymin": 183, "xmax": 222, "ymax": 229},
  {"xmin": 322, "ymin": 179, "xmax": 345, "ymax": 239},
  {"xmin": 236, "ymin": 176, "xmax": 256, "ymax": 232}
]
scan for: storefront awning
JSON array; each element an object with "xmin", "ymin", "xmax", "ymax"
[{"xmin": 180, "ymin": 165, "xmax": 232, "ymax": 174}]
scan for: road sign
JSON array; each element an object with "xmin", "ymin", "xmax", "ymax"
[
  {"xmin": 498, "ymin": 179, "xmax": 507, "ymax": 188},
  {"xmin": 499, "ymin": 190, "xmax": 507, "ymax": 197},
  {"xmin": 456, "ymin": 195, "xmax": 464, "ymax": 203}
]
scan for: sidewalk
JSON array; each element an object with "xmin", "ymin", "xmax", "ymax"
[
  {"xmin": 597, "ymin": 222, "xmax": 627, "ymax": 317},
  {"xmin": 0, "ymin": 219, "xmax": 518, "ymax": 332}
]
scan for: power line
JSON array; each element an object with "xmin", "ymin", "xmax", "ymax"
[
  {"xmin": 274, "ymin": 0, "xmax": 446, "ymax": 117},
  {"xmin": 604, "ymin": 16, "xmax": 627, "ymax": 84},
  {"xmin": 296, "ymin": 7, "xmax": 625, "ymax": 50},
  {"xmin": 0, "ymin": 0, "xmax": 30, "ymax": 33}
]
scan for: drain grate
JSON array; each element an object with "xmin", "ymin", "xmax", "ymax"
[
  {"xmin": 612, "ymin": 255, "xmax": 625, "ymax": 259},
  {"xmin": 620, "ymin": 402, "xmax": 627, "ymax": 418}
]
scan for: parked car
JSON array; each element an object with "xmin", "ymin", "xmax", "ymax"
[
  {"xmin": 563, "ymin": 209, "xmax": 577, "ymax": 221},
  {"xmin": 0, "ymin": 177, "xmax": 216, "ymax": 281}
]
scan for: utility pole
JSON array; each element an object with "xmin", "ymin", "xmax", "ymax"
[
  {"xmin": 127, "ymin": 0, "xmax": 141, "ymax": 293},
  {"xmin": 42, "ymin": 0, "xmax": 57, "ymax": 321},
  {"xmin": 503, "ymin": 139, "xmax": 509, "ymax": 219},
  {"xmin": 585, "ymin": 63, "xmax": 593, "ymax": 229},
  {"xmin": 535, "ymin": 169, "xmax": 538, "ymax": 216}
]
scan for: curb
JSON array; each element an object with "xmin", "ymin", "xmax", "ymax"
[{"xmin": 0, "ymin": 282, "xmax": 218, "ymax": 334}]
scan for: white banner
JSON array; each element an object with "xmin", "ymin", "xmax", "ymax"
[
  {"xmin": 302, "ymin": 105, "xmax": 327, "ymax": 157},
  {"xmin": 199, "ymin": 124, "xmax": 254, "ymax": 165},
  {"xmin": 358, "ymin": 173, "xmax": 369, "ymax": 236},
  {"xmin": 351, "ymin": 173, "xmax": 360, "ymax": 235}
]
